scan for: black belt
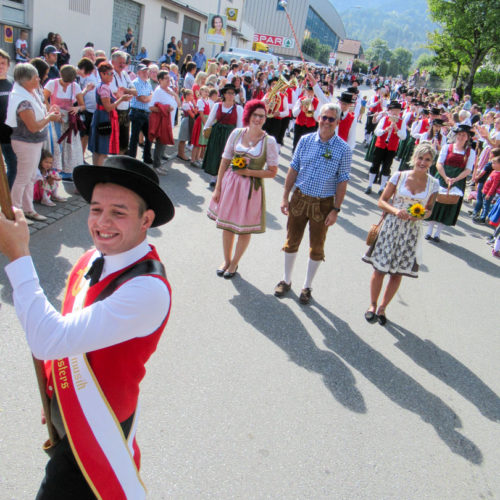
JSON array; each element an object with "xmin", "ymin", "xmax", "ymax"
[{"xmin": 130, "ymin": 108, "xmax": 149, "ymax": 114}]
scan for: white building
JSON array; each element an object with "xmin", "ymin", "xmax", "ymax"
[{"xmin": 0, "ymin": 0, "xmax": 254, "ymax": 65}]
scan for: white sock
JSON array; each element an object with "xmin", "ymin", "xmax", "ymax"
[
  {"xmin": 368, "ymin": 173, "xmax": 376, "ymax": 188},
  {"xmin": 380, "ymin": 175, "xmax": 389, "ymax": 190},
  {"xmin": 426, "ymin": 222, "xmax": 435, "ymax": 236},
  {"xmin": 494, "ymin": 238, "xmax": 500, "ymax": 252},
  {"xmin": 303, "ymin": 258, "xmax": 321, "ymax": 289},
  {"xmin": 434, "ymin": 222, "xmax": 443, "ymax": 237},
  {"xmin": 283, "ymin": 252, "xmax": 297, "ymax": 285}
]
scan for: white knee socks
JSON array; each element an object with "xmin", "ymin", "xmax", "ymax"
[
  {"xmin": 303, "ymin": 258, "xmax": 321, "ymax": 289},
  {"xmin": 283, "ymin": 252, "xmax": 297, "ymax": 285},
  {"xmin": 426, "ymin": 222, "xmax": 435, "ymax": 236},
  {"xmin": 368, "ymin": 173, "xmax": 376, "ymax": 188},
  {"xmin": 434, "ymin": 222, "xmax": 443, "ymax": 237},
  {"xmin": 380, "ymin": 175, "xmax": 389, "ymax": 191}
]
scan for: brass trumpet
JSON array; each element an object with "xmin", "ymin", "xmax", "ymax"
[{"xmin": 265, "ymin": 75, "xmax": 290, "ymax": 118}]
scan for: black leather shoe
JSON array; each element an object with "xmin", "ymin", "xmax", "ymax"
[
  {"xmin": 377, "ymin": 314, "xmax": 387, "ymax": 326},
  {"xmin": 364, "ymin": 310, "xmax": 377, "ymax": 323},
  {"xmin": 223, "ymin": 266, "xmax": 238, "ymax": 279},
  {"xmin": 216, "ymin": 267, "xmax": 228, "ymax": 277},
  {"xmin": 425, "ymin": 234, "xmax": 431, "ymax": 240},
  {"xmin": 364, "ymin": 186, "xmax": 372, "ymax": 194}
]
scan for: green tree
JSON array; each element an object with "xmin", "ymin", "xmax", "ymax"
[
  {"xmin": 388, "ymin": 47, "xmax": 413, "ymax": 77},
  {"xmin": 302, "ymin": 37, "xmax": 320, "ymax": 59},
  {"xmin": 365, "ymin": 38, "xmax": 392, "ymax": 65},
  {"xmin": 352, "ymin": 59, "xmax": 369, "ymax": 74},
  {"xmin": 428, "ymin": 30, "xmax": 467, "ymax": 87},
  {"xmin": 427, "ymin": 0, "xmax": 500, "ymax": 94},
  {"xmin": 414, "ymin": 53, "xmax": 436, "ymax": 70}
]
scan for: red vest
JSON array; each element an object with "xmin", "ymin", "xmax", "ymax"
[
  {"xmin": 444, "ymin": 144, "xmax": 471, "ymax": 169},
  {"xmin": 369, "ymin": 97, "xmax": 382, "ymax": 113},
  {"xmin": 375, "ymin": 116, "xmax": 403, "ymax": 151},
  {"xmin": 216, "ymin": 103, "xmax": 238, "ymax": 125},
  {"xmin": 47, "ymin": 246, "xmax": 171, "ymax": 423},
  {"xmin": 295, "ymin": 96, "xmax": 318, "ymax": 128},
  {"xmin": 337, "ymin": 112, "xmax": 355, "ymax": 142}
]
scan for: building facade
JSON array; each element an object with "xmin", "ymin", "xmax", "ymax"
[
  {"xmin": 242, "ymin": 0, "xmax": 345, "ymax": 60},
  {"xmin": 0, "ymin": 0, "xmax": 254, "ymax": 67}
]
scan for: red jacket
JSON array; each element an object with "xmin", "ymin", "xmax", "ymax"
[
  {"xmin": 148, "ymin": 103, "xmax": 174, "ymax": 145},
  {"xmin": 483, "ymin": 171, "xmax": 500, "ymax": 198}
]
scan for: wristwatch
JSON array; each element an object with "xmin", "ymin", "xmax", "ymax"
[{"xmin": 332, "ymin": 206, "xmax": 341, "ymax": 213}]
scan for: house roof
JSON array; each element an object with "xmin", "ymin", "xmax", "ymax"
[{"xmin": 337, "ymin": 39, "xmax": 362, "ymax": 56}]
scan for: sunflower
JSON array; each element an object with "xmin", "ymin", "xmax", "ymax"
[
  {"xmin": 231, "ymin": 156, "xmax": 247, "ymax": 169},
  {"xmin": 408, "ymin": 203, "xmax": 425, "ymax": 218}
]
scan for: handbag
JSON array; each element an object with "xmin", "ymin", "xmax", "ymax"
[
  {"xmin": 366, "ymin": 215, "xmax": 385, "ymax": 246},
  {"xmin": 203, "ymin": 126, "xmax": 212, "ymax": 139},
  {"xmin": 97, "ymin": 121, "xmax": 112, "ymax": 136}
]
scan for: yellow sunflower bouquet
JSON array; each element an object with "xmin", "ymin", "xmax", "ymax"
[
  {"xmin": 231, "ymin": 155, "xmax": 247, "ymax": 171},
  {"xmin": 407, "ymin": 202, "xmax": 426, "ymax": 218}
]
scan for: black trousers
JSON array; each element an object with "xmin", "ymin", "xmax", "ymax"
[
  {"xmin": 36, "ymin": 413, "xmax": 134, "ymax": 499},
  {"xmin": 370, "ymin": 146, "xmax": 397, "ymax": 178},
  {"xmin": 365, "ymin": 114, "xmax": 377, "ymax": 135},
  {"xmin": 263, "ymin": 117, "xmax": 284, "ymax": 145},
  {"xmin": 293, "ymin": 123, "xmax": 317, "ymax": 152}
]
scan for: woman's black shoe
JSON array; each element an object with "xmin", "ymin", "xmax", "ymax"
[
  {"xmin": 216, "ymin": 268, "xmax": 226, "ymax": 277},
  {"xmin": 364, "ymin": 310, "xmax": 377, "ymax": 323},
  {"xmin": 377, "ymin": 314, "xmax": 387, "ymax": 326},
  {"xmin": 223, "ymin": 266, "xmax": 238, "ymax": 279}
]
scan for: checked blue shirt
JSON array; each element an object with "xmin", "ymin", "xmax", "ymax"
[
  {"xmin": 130, "ymin": 78, "xmax": 153, "ymax": 112},
  {"xmin": 291, "ymin": 132, "xmax": 352, "ymax": 197}
]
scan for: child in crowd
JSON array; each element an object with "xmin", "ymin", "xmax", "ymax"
[
  {"xmin": 358, "ymin": 95, "xmax": 367, "ymax": 122},
  {"xmin": 190, "ymin": 86, "xmax": 210, "ymax": 167},
  {"xmin": 33, "ymin": 150, "xmax": 65, "ymax": 207},
  {"xmin": 475, "ymin": 151, "xmax": 500, "ymax": 224},
  {"xmin": 177, "ymin": 88, "xmax": 196, "ymax": 161},
  {"xmin": 15, "ymin": 30, "xmax": 29, "ymax": 63}
]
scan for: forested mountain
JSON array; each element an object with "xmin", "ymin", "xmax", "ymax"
[{"xmin": 330, "ymin": 0, "xmax": 437, "ymax": 59}]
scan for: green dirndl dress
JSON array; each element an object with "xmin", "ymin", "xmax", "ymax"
[
  {"xmin": 429, "ymin": 165, "xmax": 466, "ymax": 226},
  {"xmin": 398, "ymin": 136, "xmax": 416, "ymax": 171},
  {"xmin": 364, "ymin": 135, "xmax": 377, "ymax": 163}
]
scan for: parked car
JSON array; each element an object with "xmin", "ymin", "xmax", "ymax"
[{"xmin": 216, "ymin": 48, "xmax": 279, "ymax": 67}]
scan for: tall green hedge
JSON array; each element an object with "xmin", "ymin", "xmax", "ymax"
[{"xmin": 472, "ymin": 87, "xmax": 500, "ymax": 107}]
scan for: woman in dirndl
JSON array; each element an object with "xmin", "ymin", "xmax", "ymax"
[
  {"xmin": 202, "ymin": 83, "xmax": 243, "ymax": 187},
  {"xmin": 190, "ymin": 85, "xmax": 210, "ymax": 167},
  {"xmin": 363, "ymin": 142, "xmax": 440, "ymax": 325},
  {"xmin": 88, "ymin": 62, "xmax": 132, "ymax": 166},
  {"xmin": 208, "ymin": 100, "xmax": 278, "ymax": 279},
  {"xmin": 43, "ymin": 65, "xmax": 85, "ymax": 180},
  {"xmin": 425, "ymin": 124, "xmax": 476, "ymax": 242}
]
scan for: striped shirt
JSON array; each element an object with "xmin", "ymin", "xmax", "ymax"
[{"xmin": 291, "ymin": 132, "xmax": 351, "ymax": 197}]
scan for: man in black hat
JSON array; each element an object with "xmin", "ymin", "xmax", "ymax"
[
  {"xmin": 365, "ymin": 101, "xmax": 406, "ymax": 194},
  {"xmin": 364, "ymin": 85, "xmax": 384, "ymax": 146},
  {"xmin": 0, "ymin": 156, "xmax": 174, "ymax": 499},
  {"xmin": 337, "ymin": 92, "xmax": 357, "ymax": 149}
]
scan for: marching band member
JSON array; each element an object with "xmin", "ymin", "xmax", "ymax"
[
  {"xmin": 337, "ymin": 92, "xmax": 357, "ymax": 150},
  {"xmin": 364, "ymin": 85, "xmax": 384, "ymax": 145},
  {"xmin": 262, "ymin": 76, "xmax": 289, "ymax": 148},
  {"xmin": 292, "ymin": 84, "xmax": 319, "ymax": 151},
  {"xmin": 365, "ymin": 101, "xmax": 407, "ymax": 194}
]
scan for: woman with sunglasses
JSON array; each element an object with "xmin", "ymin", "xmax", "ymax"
[{"xmin": 208, "ymin": 99, "xmax": 279, "ymax": 279}]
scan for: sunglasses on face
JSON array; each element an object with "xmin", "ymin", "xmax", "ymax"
[{"xmin": 320, "ymin": 115, "xmax": 337, "ymax": 123}]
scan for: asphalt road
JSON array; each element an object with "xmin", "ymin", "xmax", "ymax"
[{"xmin": 1, "ymin": 88, "xmax": 499, "ymax": 499}]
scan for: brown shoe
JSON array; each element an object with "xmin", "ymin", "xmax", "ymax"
[
  {"xmin": 274, "ymin": 280, "xmax": 291, "ymax": 297},
  {"xmin": 299, "ymin": 288, "xmax": 312, "ymax": 305}
]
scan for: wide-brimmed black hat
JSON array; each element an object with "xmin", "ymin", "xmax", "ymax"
[
  {"xmin": 347, "ymin": 86, "xmax": 359, "ymax": 95},
  {"xmin": 219, "ymin": 83, "xmax": 237, "ymax": 95},
  {"xmin": 387, "ymin": 100, "xmax": 402, "ymax": 110},
  {"xmin": 432, "ymin": 118, "xmax": 445, "ymax": 126},
  {"xmin": 430, "ymin": 106, "xmax": 442, "ymax": 116},
  {"xmin": 338, "ymin": 92, "xmax": 355, "ymax": 104},
  {"xmin": 73, "ymin": 156, "xmax": 175, "ymax": 227},
  {"xmin": 399, "ymin": 86, "xmax": 408, "ymax": 94},
  {"xmin": 453, "ymin": 124, "xmax": 474, "ymax": 135}
]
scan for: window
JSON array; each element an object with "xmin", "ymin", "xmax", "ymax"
[
  {"xmin": 161, "ymin": 7, "xmax": 179, "ymax": 23},
  {"xmin": 305, "ymin": 7, "xmax": 339, "ymax": 50},
  {"xmin": 69, "ymin": 0, "xmax": 91, "ymax": 15},
  {"xmin": 2, "ymin": 0, "xmax": 25, "ymax": 23},
  {"xmin": 182, "ymin": 16, "xmax": 200, "ymax": 37}
]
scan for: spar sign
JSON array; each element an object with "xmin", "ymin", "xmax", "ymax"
[{"xmin": 253, "ymin": 33, "xmax": 295, "ymax": 49}]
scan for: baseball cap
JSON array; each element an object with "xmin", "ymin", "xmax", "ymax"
[{"xmin": 44, "ymin": 45, "xmax": 61, "ymax": 55}]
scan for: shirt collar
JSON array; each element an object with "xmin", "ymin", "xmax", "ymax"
[
  {"xmin": 314, "ymin": 131, "xmax": 338, "ymax": 146},
  {"xmin": 95, "ymin": 239, "xmax": 151, "ymax": 280}
]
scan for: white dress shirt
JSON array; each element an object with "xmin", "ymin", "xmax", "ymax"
[{"xmin": 5, "ymin": 240, "xmax": 170, "ymax": 360}]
